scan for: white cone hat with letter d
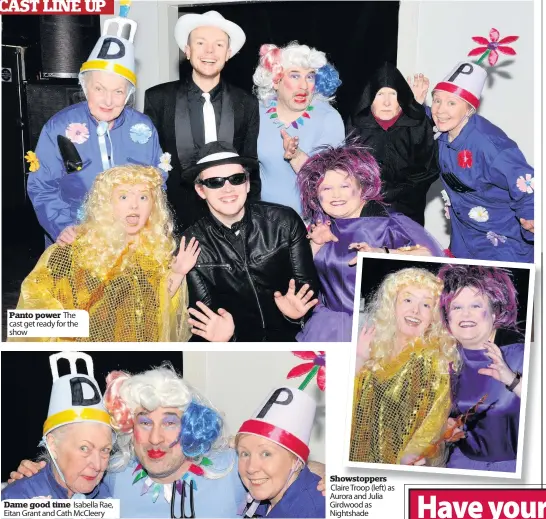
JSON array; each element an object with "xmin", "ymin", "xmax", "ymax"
[
  {"xmin": 43, "ymin": 352, "xmax": 111, "ymax": 436},
  {"xmin": 433, "ymin": 61, "xmax": 487, "ymax": 110},
  {"xmin": 238, "ymin": 386, "xmax": 316, "ymax": 463},
  {"xmin": 80, "ymin": 2, "xmax": 137, "ymax": 86}
]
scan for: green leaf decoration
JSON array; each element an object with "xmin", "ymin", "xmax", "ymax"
[
  {"xmin": 200, "ymin": 457, "xmax": 212, "ymax": 466},
  {"xmin": 133, "ymin": 471, "xmax": 147, "ymax": 484}
]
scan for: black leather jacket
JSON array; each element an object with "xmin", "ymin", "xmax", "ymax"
[{"xmin": 183, "ymin": 202, "xmax": 319, "ymax": 342}]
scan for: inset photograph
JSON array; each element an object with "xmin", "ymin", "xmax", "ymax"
[
  {"xmin": 345, "ymin": 254, "xmax": 534, "ymax": 478},
  {"xmin": 1, "ymin": 350, "xmax": 325, "ymax": 518}
]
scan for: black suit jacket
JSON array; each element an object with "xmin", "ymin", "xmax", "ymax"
[{"xmin": 144, "ymin": 78, "xmax": 260, "ymax": 232}]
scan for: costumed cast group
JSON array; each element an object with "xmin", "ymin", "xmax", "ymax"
[
  {"xmin": 350, "ymin": 264, "xmax": 525, "ymax": 473},
  {"xmin": 3, "ymin": 352, "xmax": 326, "ymax": 518},
  {"xmin": 13, "ymin": 7, "xmax": 534, "ymax": 343}
]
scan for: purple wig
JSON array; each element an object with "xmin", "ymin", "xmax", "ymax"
[
  {"xmin": 297, "ymin": 140, "xmax": 384, "ymax": 222},
  {"xmin": 438, "ymin": 264, "xmax": 518, "ymax": 331}
]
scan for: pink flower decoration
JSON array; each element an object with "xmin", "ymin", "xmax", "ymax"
[
  {"xmin": 468, "ymin": 28, "xmax": 518, "ymax": 66},
  {"xmin": 516, "ymin": 174, "xmax": 534, "ymax": 194},
  {"xmin": 287, "ymin": 351, "xmax": 325, "ymax": 391},
  {"xmin": 65, "ymin": 122, "xmax": 89, "ymax": 144}
]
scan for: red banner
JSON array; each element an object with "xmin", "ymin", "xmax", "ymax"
[
  {"xmin": 0, "ymin": 0, "xmax": 114, "ymax": 14},
  {"xmin": 409, "ymin": 489, "xmax": 546, "ymax": 519}
]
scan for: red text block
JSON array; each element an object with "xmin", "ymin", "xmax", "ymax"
[{"xmin": 0, "ymin": 0, "xmax": 114, "ymax": 14}]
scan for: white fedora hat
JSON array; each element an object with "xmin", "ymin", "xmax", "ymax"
[{"xmin": 174, "ymin": 11, "xmax": 246, "ymax": 57}]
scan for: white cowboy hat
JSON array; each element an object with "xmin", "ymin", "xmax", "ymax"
[{"xmin": 174, "ymin": 11, "xmax": 246, "ymax": 57}]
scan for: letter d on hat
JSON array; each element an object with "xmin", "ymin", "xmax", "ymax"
[{"xmin": 43, "ymin": 352, "xmax": 111, "ymax": 436}]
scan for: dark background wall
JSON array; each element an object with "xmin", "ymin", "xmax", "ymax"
[
  {"xmin": 178, "ymin": 1, "xmax": 400, "ymax": 120},
  {"xmin": 359, "ymin": 258, "xmax": 531, "ymax": 332},
  {"xmin": 1, "ymin": 351, "xmax": 183, "ymax": 482}
]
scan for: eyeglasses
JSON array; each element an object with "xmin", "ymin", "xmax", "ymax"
[{"xmin": 195, "ymin": 173, "xmax": 248, "ymax": 189}]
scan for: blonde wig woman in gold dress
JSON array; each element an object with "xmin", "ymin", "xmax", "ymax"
[
  {"xmin": 350, "ymin": 267, "xmax": 458, "ymax": 466},
  {"xmin": 13, "ymin": 165, "xmax": 198, "ymax": 342}
]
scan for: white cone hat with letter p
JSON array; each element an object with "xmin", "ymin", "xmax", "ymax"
[
  {"xmin": 43, "ymin": 352, "xmax": 111, "ymax": 436},
  {"xmin": 238, "ymin": 386, "xmax": 316, "ymax": 463},
  {"xmin": 433, "ymin": 61, "xmax": 487, "ymax": 110}
]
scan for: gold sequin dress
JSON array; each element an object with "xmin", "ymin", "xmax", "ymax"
[
  {"xmin": 11, "ymin": 241, "xmax": 191, "ymax": 342},
  {"xmin": 349, "ymin": 338, "xmax": 450, "ymax": 465}
]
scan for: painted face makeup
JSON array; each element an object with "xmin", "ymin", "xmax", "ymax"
[
  {"xmin": 317, "ymin": 169, "xmax": 363, "ymax": 219},
  {"xmin": 274, "ymin": 67, "xmax": 316, "ymax": 113},
  {"xmin": 394, "ymin": 285, "xmax": 435, "ymax": 343},
  {"xmin": 447, "ymin": 286, "xmax": 495, "ymax": 349},
  {"xmin": 132, "ymin": 407, "xmax": 186, "ymax": 478}
]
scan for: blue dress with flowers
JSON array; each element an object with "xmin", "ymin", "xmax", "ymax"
[
  {"xmin": 28, "ymin": 101, "xmax": 167, "ymax": 247},
  {"xmin": 434, "ymin": 113, "xmax": 534, "ymax": 262}
]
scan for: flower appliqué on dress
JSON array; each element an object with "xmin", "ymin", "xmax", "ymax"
[
  {"xmin": 25, "ymin": 151, "xmax": 40, "ymax": 172},
  {"xmin": 65, "ymin": 123, "xmax": 89, "ymax": 144},
  {"xmin": 457, "ymin": 150, "xmax": 473, "ymax": 169},
  {"xmin": 130, "ymin": 123, "xmax": 153, "ymax": 144},
  {"xmin": 158, "ymin": 152, "xmax": 173, "ymax": 173},
  {"xmin": 486, "ymin": 231, "xmax": 507, "ymax": 247},
  {"xmin": 516, "ymin": 174, "xmax": 534, "ymax": 194},
  {"xmin": 468, "ymin": 206, "xmax": 489, "ymax": 222}
]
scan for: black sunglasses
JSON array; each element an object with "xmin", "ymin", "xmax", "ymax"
[{"xmin": 195, "ymin": 173, "xmax": 248, "ymax": 189}]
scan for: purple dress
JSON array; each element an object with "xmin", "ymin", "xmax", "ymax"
[
  {"xmin": 297, "ymin": 202, "xmax": 444, "ymax": 342},
  {"xmin": 448, "ymin": 330, "xmax": 524, "ymax": 472}
]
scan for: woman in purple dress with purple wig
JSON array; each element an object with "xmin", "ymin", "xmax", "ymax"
[
  {"xmin": 439, "ymin": 265, "xmax": 524, "ymax": 472},
  {"xmin": 296, "ymin": 141, "xmax": 444, "ymax": 342}
]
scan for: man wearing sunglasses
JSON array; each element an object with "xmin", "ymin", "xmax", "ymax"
[{"xmin": 183, "ymin": 141, "xmax": 320, "ymax": 342}]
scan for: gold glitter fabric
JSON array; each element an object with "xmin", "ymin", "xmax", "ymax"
[
  {"xmin": 349, "ymin": 338, "xmax": 450, "ymax": 465},
  {"xmin": 10, "ymin": 241, "xmax": 191, "ymax": 342}
]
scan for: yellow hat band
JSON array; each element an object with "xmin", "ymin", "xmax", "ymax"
[
  {"xmin": 80, "ymin": 60, "xmax": 137, "ymax": 87},
  {"xmin": 43, "ymin": 408, "xmax": 111, "ymax": 435}
]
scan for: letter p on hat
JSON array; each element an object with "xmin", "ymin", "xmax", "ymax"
[{"xmin": 238, "ymin": 387, "xmax": 317, "ymax": 463}]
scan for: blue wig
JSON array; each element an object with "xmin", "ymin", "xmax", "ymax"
[
  {"xmin": 180, "ymin": 401, "xmax": 222, "ymax": 458},
  {"xmin": 315, "ymin": 64, "xmax": 342, "ymax": 98}
]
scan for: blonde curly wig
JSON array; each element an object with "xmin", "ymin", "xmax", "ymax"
[
  {"xmin": 76, "ymin": 165, "xmax": 175, "ymax": 279},
  {"xmin": 365, "ymin": 267, "xmax": 458, "ymax": 374}
]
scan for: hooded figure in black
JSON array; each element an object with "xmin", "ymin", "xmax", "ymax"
[{"xmin": 347, "ymin": 62, "xmax": 439, "ymax": 225}]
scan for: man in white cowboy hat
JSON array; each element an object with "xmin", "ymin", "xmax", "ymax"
[
  {"xmin": 144, "ymin": 10, "xmax": 260, "ymax": 232},
  {"xmin": 28, "ymin": 4, "xmax": 168, "ymax": 249},
  {"xmin": 236, "ymin": 386, "xmax": 325, "ymax": 517},
  {"xmin": 182, "ymin": 141, "xmax": 320, "ymax": 342},
  {"xmin": 2, "ymin": 352, "xmax": 114, "ymax": 500},
  {"xmin": 429, "ymin": 60, "xmax": 534, "ymax": 262}
]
